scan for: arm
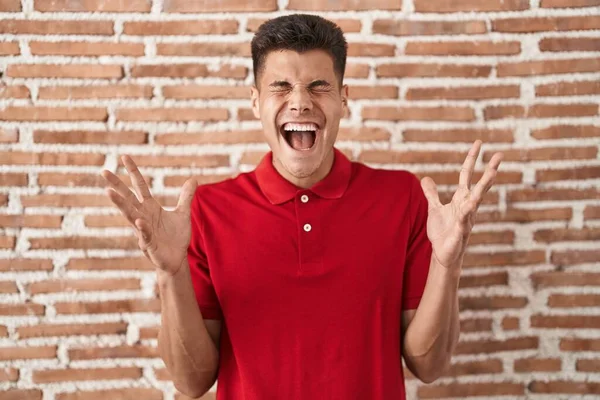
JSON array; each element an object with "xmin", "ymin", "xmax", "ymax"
[
  {"xmin": 157, "ymin": 260, "xmax": 221, "ymax": 397},
  {"xmin": 401, "ymin": 258, "xmax": 460, "ymax": 383},
  {"xmin": 401, "ymin": 141, "xmax": 503, "ymax": 383}
]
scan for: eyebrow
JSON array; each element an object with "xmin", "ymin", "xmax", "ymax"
[{"xmin": 268, "ymin": 80, "xmax": 333, "ymax": 89}]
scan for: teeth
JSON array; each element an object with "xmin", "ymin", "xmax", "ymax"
[{"xmin": 283, "ymin": 123, "xmax": 318, "ymax": 132}]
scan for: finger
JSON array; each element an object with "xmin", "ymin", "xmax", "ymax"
[
  {"xmin": 421, "ymin": 177, "xmax": 442, "ymax": 210},
  {"xmin": 121, "ymin": 155, "xmax": 153, "ymax": 201},
  {"xmin": 458, "ymin": 140, "xmax": 482, "ymax": 189},
  {"xmin": 459, "ymin": 198, "xmax": 478, "ymax": 224},
  {"xmin": 106, "ymin": 188, "xmax": 143, "ymax": 226},
  {"xmin": 471, "ymin": 152, "xmax": 503, "ymax": 202},
  {"xmin": 136, "ymin": 218, "xmax": 158, "ymax": 254},
  {"xmin": 101, "ymin": 169, "xmax": 142, "ymax": 209},
  {"xmin": 176, "ymin": 177, "xmax": 198, "ymax": 213}
]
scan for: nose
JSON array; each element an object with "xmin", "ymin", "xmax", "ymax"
[{"xmin": 287, "ymin": 86, "xmax": 312, "ymax": 114}]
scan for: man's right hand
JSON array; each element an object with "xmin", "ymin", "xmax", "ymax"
[{"xmin": 101, "ymin": 155, "xmax": 198, "ymax": 276}]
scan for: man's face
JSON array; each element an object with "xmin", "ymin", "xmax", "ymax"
[{"xmin": 251, "ymin": 49, "xmax": 348, "ymax": 184}]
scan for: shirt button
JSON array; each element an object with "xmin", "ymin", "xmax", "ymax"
[
  {"xmin": 301, "ymin": 194, "xmax": 309, "ymax": 203},
  {"xmin": 303, "ymin": 223, "xmax": 312, "ymax": 232}
]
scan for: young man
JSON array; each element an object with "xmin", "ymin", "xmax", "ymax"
[{"xmin": 102, "ymin": 14, "xmax": 503, "ymax": 400}]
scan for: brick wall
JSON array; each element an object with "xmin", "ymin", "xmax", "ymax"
[{"xmin": 1, "ymin": 0, "xmax": 599, "ymax": 399}]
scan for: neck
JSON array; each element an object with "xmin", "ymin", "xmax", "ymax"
[{"xmin": 273, "ymin": 150, "xmax": 335, "ymax": 189}]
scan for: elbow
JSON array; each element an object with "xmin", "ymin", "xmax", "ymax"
[
  {"xmin": 173, "ymin": 380, "xmax": 214, "ymax": 399},
  {"xmin": 406, "ymin": 353, "xmax": 452, "ymax": 384}
]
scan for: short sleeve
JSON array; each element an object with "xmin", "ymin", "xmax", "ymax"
[
  {"xmin": 187, "ymin": 189, "xmax": 222, "ymax": 320},
  {"xmin": 402, "ymin": 174, "xmax": 433, "ymax": 310}
]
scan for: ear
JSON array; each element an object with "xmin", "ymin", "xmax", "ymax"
[
  {"xmin": 341, "ymin": 84, "xmax": 349, "ymax": 117},
  {"xmin": 251, "ymin": 85, "xmax": 260, "ymax": 119}
]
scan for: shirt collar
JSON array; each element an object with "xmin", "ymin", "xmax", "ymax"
[{"xmin": 255, "ymin": 147, "xmax": 352, "ymax": 205}]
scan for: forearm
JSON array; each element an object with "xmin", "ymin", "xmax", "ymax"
[
  {"xmin": 157, "ymin": 259, "xmax": 219, "ymax": 397},
  {"xmin": 402, "ymin": 256, "xmax": 461, "ymax": 383}
]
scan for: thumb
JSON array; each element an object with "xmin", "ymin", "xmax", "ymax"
[
  {"xmin": 176, "ymin": 177, "xmax": 198, "ymax": 213},
  {"xmin": 420, "ymin": 177, "xmax": 442, "ymax": 209}
]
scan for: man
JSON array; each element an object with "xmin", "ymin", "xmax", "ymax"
[{"xmin": 102, "ymin": 14, "xmax": 503, "ymax": 400}]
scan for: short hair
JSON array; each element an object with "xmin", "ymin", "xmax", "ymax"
[{"xmin": 251, "ymin": 14, "xmax": 348, "ymax": 87}]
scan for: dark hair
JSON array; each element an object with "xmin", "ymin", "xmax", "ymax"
[{"xmin": 251, "ymin": 14, "xmax": 348, "ymax": 86}]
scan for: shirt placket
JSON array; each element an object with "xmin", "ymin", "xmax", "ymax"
[{"xmin": 294, "ymin": 190, "xmax": 322, "ymax": 275}]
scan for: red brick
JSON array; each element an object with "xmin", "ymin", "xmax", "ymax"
[
  {"xmin": 404, "ymin": 129, "xmax": 513, "ymax": 143},
  {"xmin": 33, "ymin": 367, "xmax": 142, "ymax": 383},
  {"xmin": 163, "ymin": 174, "xmax": 232, "ymax": 188},
  {"xmin": 444, "ymin": 360, "xmax": 503, "ymax": 377},
  {"xmin": 363, "ymin": 106, "xmax": 475, "ymax": 122},
  {"xmin": 0, "ymin": 128, "xmax": 18, "ymax": 143},
  {"xmin": 536, "ymin": 81, "xmax": 600, "ymax": 97},
  {"xmin": 17, "ymin": 322, "xmax": 127, "ymax": 339},
  {"xmin": 415, "ymin": 171, "xmax": 521, "ymax": 186},
  {"xmin": 0, "ymin": 346, "xmax": 55, "ymax": 360},
  {"xmin": 0, "ymin": 41, "xmax": 19, "ymax": 55},
  {"xmin": 0, "ymin": 368, "xmax": 18, "ymax": 382},
  {"xmin": 0, "ymin": 281, "xmax": 18, "ymax": 293},
  {"xmin": 164, "ymin": 0, "xmax": 276, "ymax": 12},
  {"xmin": 484, "ymin": 104, "xmax": 598, "ymax": 120},
  {"xmin": 484, "ymin": 105, "xmax": 524, "ymax": 120},
  {"xmin": 537, "ymin": 166, "xmax": 600, "ymax": 182},
  {"xmin": 532, "ymin": 315, "xmax": 600, "ymax": 329},
  {"xmin": 540, "ymin": 37, "xmax": 600, "ymax": 52},
  {"xmin": 561, "ymin": 338, "xmax": 600, "ymax": 351},
  {"xmin": 67, "ymin": 257, "xmax": 154, "ymax": 271},
  {"xmin": 360, "ymin": 150, "xmax": 468, "ymax": 165},
  {"xmin": 549, "ymin": 294, "xmax": 600, "ymax": 308},
  {"xmin": 577, "ymin": 359, "xmax": 600, "ymax": 372},
  {"xmin": 419, "ymin": 382, "xmax": 524, "ymax": 398},
  {"xmin": 68, "ymin": 345, "xmax": 159, "ymax": 360},
  {"xmin": 34, "ymin": 130, "xmax": 147, "ymax": 145},
  {"xmin": 377, "ymin": 63, "xmax": 491, "ymax": 78},
  {"xmin": 163, "ymin": 85, "xmax": 250, "ymax": 100},
  {"xmin": 493, "ymin": 16, "xmax": 600, "ymax": 32},
  {"xmin": 463, "ymin": 250, "xmax": 546, "ymax": 268},
  {"xmin": 407, "ymin": 85, "xmax": 520, "ymax": 101},
  {"xmin": 456, "ymin": 337, "xmax": 539, "ymax": 355},
  {"xmin": 38, "ymin": 172, "xmax": 150, "ymax": 189},
  {"xmin": 532, "ymin": 272, "xmax": 600, "ymax": 288},
  {"xmin": 532, "ymin": 124, "xmax": 600, "ymax": 139},
  {"xmin": 0, "ymin": 173, "xmax": 27, "ymax": 186},
  {"xmin": 348, "ymin": 43, "xmax": 396, "ymax": 57},
  {"xmin": 415, "ymin": 0, "xmax": 528, "ymax": 12},
  {"xmin": 0, "ymin": 19, "xmax": 111, "ymax": 35},
  {"xmin": 0, "ymin": 107, "xmax": 107, "ymax": 122},
  {"xmin": 535, "ymin": 228, "xmax": 600, "ymax": 243},
  {"xmin": 57, "ymin": 389, "xmax": 162, "ymax": 400},
  {"xmin": 460, "ymin": 296, "xmax": 527, "ymax": 310},
  {"xmin": 157, "ymin": 42, "xmax": 251, "ymax": 57},
  {"xmin": 3, "ymin": 152, "xmax": 104, "ymax": 167},
  {"xmin": 0, "ymin": 0, "xmax": 20, "ymax": 11},
  {"xmin": 248, "ymin": 18, "xmax": 361, "ymax": 33},
  {"xmin": 348, "ymin": 85, "xmax": 398, "ymax": 99},
  {"xmin": 529, "ymin": 380, "xmax": 600, "ymax": 394},
  {"xmin": 498, "ymin": 58, "xmax": 600, "ymax": 76},
  {"xmin": 20, "ymin": 194, "xmax": 108, "ymax": 208},
  {"xmin": 485, "ymin": 146, "xmax": 597, "ymax": 162},
  {"xmin": 461, "ymin": 318, "xmax": 493, "ymax": 333},
  {"xmin": 345, "ymin": 64, "xmax": 370, "ymax": 78},
  {"xmin": 36, "ymin": 0, "xmax": 150, "ymax": 12},
  {"xmin": 541, "ymin": 0, "xmax": 600, "ymax": 7},
  {"xmin": 469, "ymin": 231, "xmax": 514, "ymax": 246},
  {"xmin": 0, "ymin": 259, "xmax": 53, "ymax": 272},
  {"xmin": 552, "ymin": 250, "xmax": 600, "ymax": 266},
  {"xmin": 115, "ymin": 153, "xmax": 229, "ymax": 169},
  {"xmin": 124, "ymin": 20, "xmax": 238, "ymax": 35},
  {"xmin": 0, "ymin": 390, "xmax": 42, "ymax": 400},
  {"xmin": 56, "ymin": 299, "xmax": 160, "ymax": 315},
  {"xmin": 29, "ymin": 236, "xmax": 138, "ymax": 250},
  {"xmin": 116, "ymin": 107, "xmax": 228, "ymax": 122},
  {"xmin": 1, "ymin": 236, "xmax": 16, "ymax": 249},
  {"xmin": 288, "ymin": 0, "xmax": 399, "ymax": 10},
  {"xmin": 373, "ymin": 19, "xmax": 487, "ymax": 36},
  {"xmin": 0, "ymin": 85, "xmax": 30, "ymax": 99},
  {"xmin": 0, "ymin": 215, "xmax": 62, "ymax": 229},
  {"xmin": 131, "ymin": 64, "xmax": 247, "ymax": 79},
  {"xmin": 585, "ymin": 205, "xmax": 600, "ymax": 220},
  {"xmin": 0, "ymin": 194, "xmax": 7, "ymax": 206},
  {"xmin": 478, "ymin": 208, "xmax": 572, "ymax": 223},
  {"xmin": 502, "ymin": 317, "xmax": 520, "ymax": 330},
  {"xmin": 406, "ymin": 40, "xmax": 520, "ymax": 55},
  {"xmin": 38, "ymin": 84, "xmax": 150, "ymax": 100},
  {"xmin": 514, "ymin": 358, "xmax": 561, "ymax": 372},
  {"xmin": 28, "ymin": 278, "xmax": 140, "ymax": 294},
  {"xmin": 6, "ymin": 64, "xmax": 122, "ymax": 79},
  {"xmin": 30, "ymin": 41, "xmax": 144, "ymax": 56},
  {"xmin": 459, "ymin": 271, "xmax": 509, "ymax": 289}
]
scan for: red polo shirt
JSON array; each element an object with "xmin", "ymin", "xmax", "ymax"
[{"xmin": 188, "ymin": 147, "xmax": 432, "ymax": 400}]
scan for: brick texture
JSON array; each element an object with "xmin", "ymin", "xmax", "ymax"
[{"xmin": 0, "ymin": 1, "xmax": 599, "ymax": 399}]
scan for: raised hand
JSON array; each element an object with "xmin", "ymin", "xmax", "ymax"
[
  {"xmin": 101, "ymin": 155, "xmax": 198, "ymax": 275},
  {"xmin": 420, "ymin": 141, "xmax": 503, "ymax": 271}
]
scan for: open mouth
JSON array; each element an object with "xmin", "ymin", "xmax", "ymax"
[{"xmin": 280, "ymin": 122, "xmax": 319, "ymax": 151}]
